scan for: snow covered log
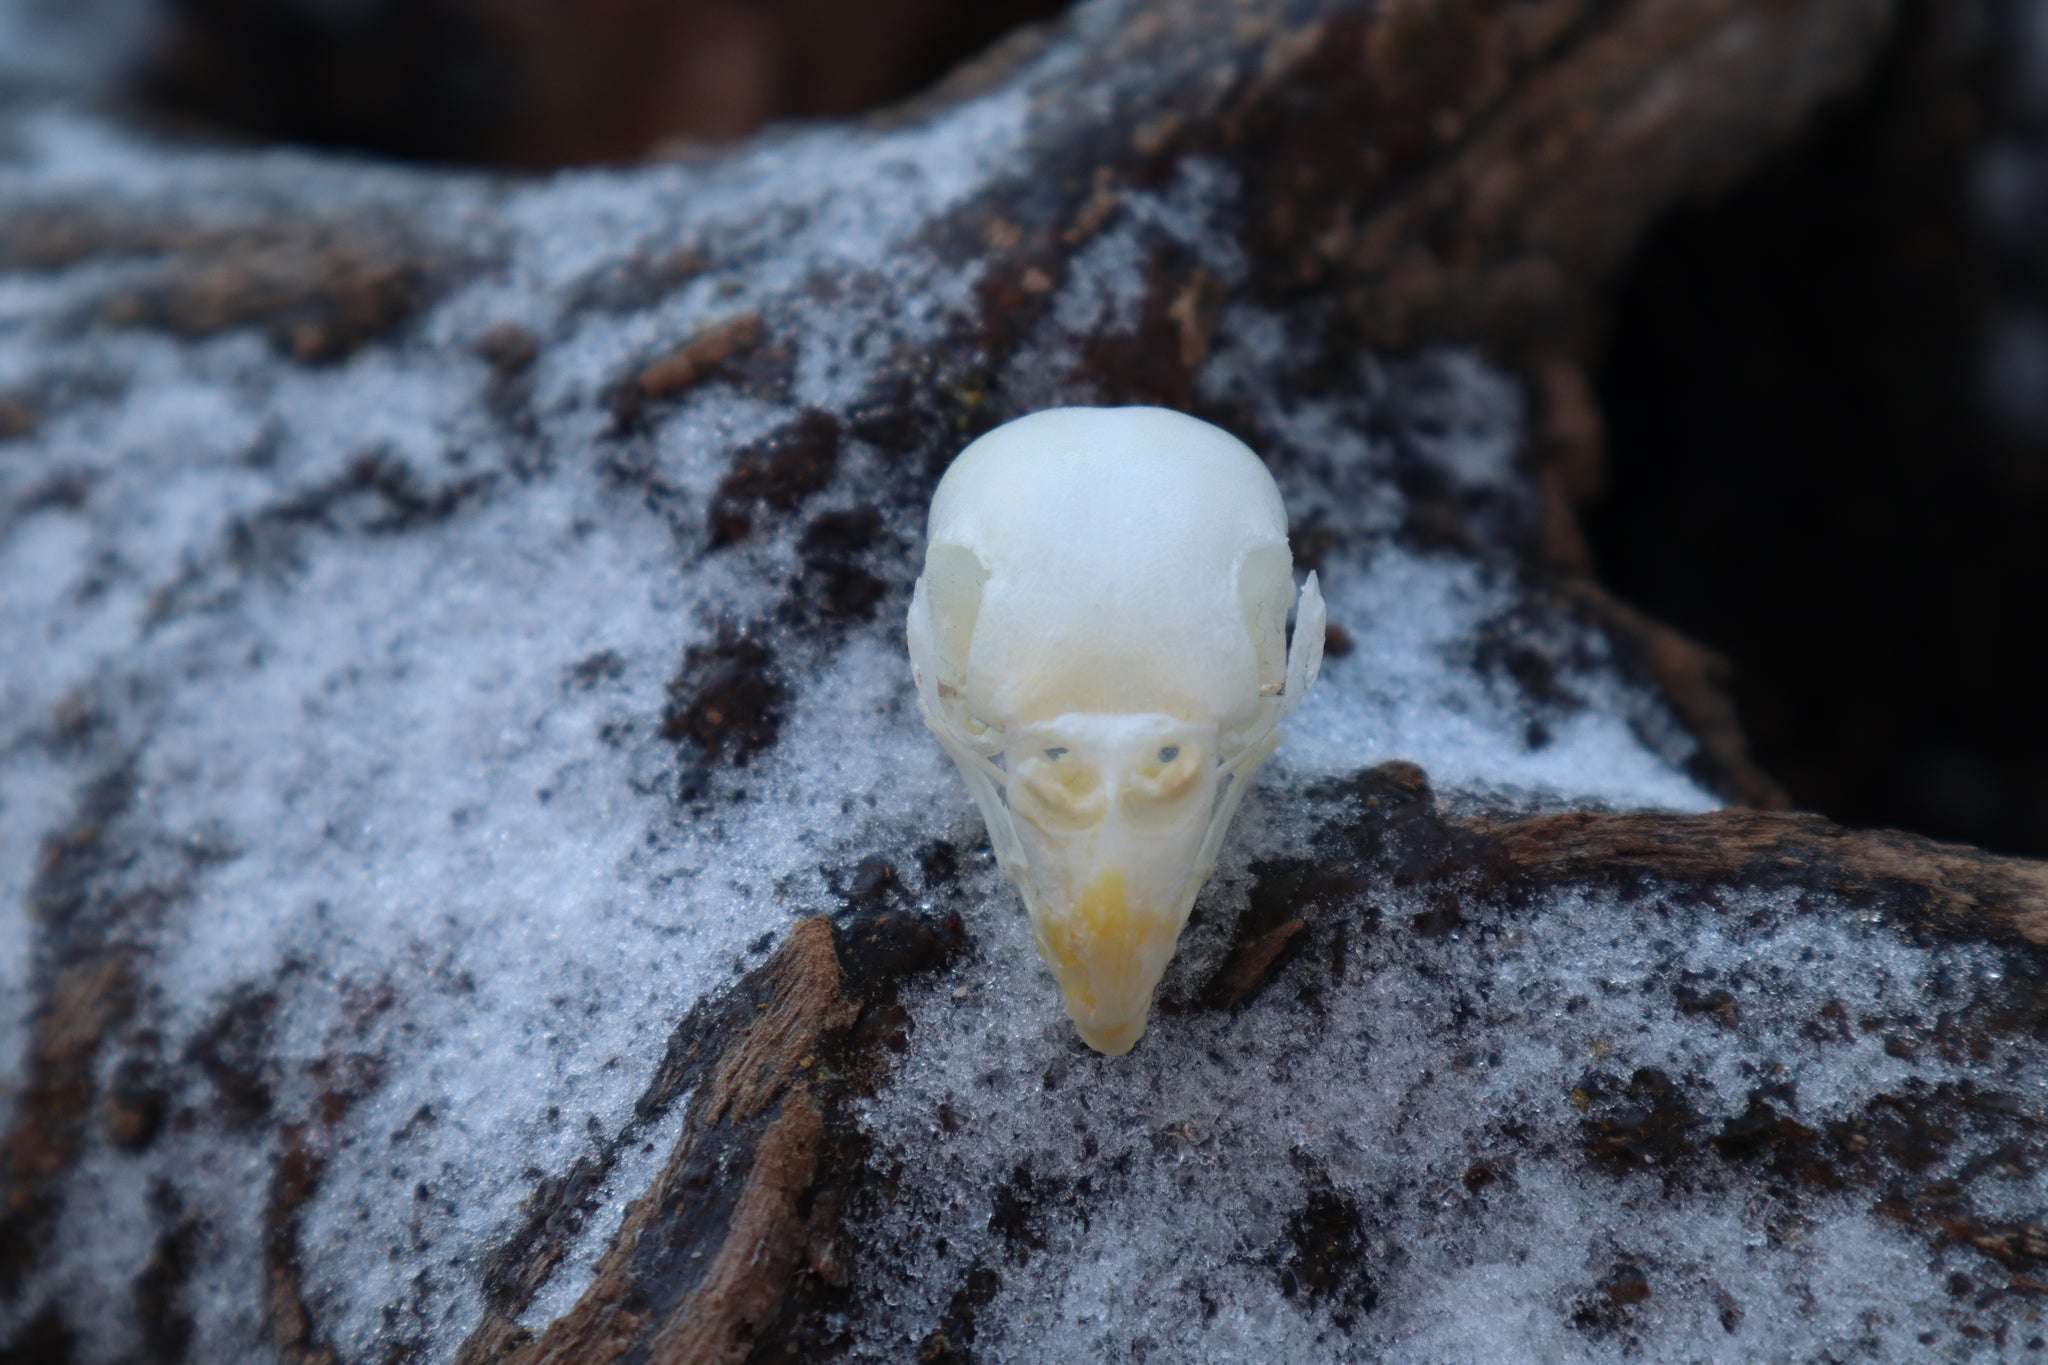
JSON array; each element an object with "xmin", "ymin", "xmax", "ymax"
[
  {"xmin": 454, "ymin": 768, "xmax": 2048, "ymax": 1362},
  {"xmin": 9, "ymin": 0, "xmax": 2044, "ymax": 1359}
]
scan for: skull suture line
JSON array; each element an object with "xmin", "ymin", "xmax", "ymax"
[{"xmin": 907, "ymin": 407, "xmax": 1325, "ymax": 1055}]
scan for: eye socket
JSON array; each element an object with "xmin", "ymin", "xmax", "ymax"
[
  {"xmin": 1014, "ymin": 751, "xmax": 1105, "ymax": 831},
  {"xmin": 1122, "ymin": 740, "xmax": 1205, "ymax": 822}
]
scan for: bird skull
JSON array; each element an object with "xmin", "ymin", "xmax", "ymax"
[{"xmin": 907, "ymin": 407, "xmax": 1324, "ymax": 1055}]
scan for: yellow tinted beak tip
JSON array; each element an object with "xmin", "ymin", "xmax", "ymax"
[
  {"xmin": 1043, "ymin": 869, "xmax": 1170, "ymax": 1055},
  {"xmin": 1075, "ymin": 1019, "xmax": 1145, "ymax": 1056}
]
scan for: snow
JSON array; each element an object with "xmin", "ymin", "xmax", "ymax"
[
  {"xmin": 1, "ymin": 1, "xmax": 2027, "ymax": 1360},
  {"xmin": 847, "ymin": 874, "xmax": 2030, "ymax": 1362},
  {"xmin": 0, "ymin": 44, "xmax": 1026, "ymax": 1357},
  {"xmin": 1288, "ymin": 548, "xmax": 1714, "ymax": 811}
]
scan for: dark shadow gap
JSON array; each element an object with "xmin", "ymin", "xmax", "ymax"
[
  {"xmin": 1589, "ymin": 0, "xmax": 2048, "ymax": 856},
  {"xmin": 141, "ymin": 0, "xmax": 1075, "ymax": 168}
]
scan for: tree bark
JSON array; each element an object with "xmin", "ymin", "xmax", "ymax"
[{"xmin": 16, "ymin": 1, "xmax": 2044, "ymax": 1361}]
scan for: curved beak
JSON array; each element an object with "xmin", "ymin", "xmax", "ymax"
[
  {"xmin": 1003, "ymin": 715, "xmax": 1220, "ymax": 1055},
  {"xmin": 1031, "ymin": 866, "xmax": 1184, "ymax": 1055}
]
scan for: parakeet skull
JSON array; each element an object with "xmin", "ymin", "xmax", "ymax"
[{"xmin": 907, "ymin": 407, "xmax": 1325, "ymax": 1055}]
